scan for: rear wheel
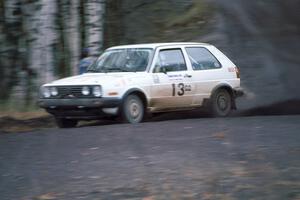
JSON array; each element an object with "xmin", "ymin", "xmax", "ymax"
[
  {"xmin": 121, "ymin": 94, "xmax": 145, "ymax": 123},
  {"xmin": 55, "ymin": 118, "xmax": 78, "ymax": 128},
  {"xmin": 210, "ymin": 89, "xmax": 232, "ymax": 117}
]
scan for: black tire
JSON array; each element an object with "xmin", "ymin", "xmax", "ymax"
[
  {"xmin": 210, "ymin": 89, "xmax": 232, "ymax": 117},
  {"xmin": 55, "ymin": 118, "xmax": 78, "ymax": 128},
  {"xmin": 121, "ymin": 94, "xmax": 145, "ymax": 124}
]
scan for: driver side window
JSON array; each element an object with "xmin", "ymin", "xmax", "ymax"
[{"xmin": 153, "ymin": 49, "xmax": 187, "ymax": 73}]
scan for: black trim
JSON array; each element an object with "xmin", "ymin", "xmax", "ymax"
[
  {"xmin": 38, "ymin": 97, "xmax": 121, "ymax": 109},
  {"xmin": 38, "ymin": 97, "xmax": 121, "ymax": 119},
  {"xmin": 122, "ymin": 88, "xmax": 145, "ymax": 99},
  {"xmin": 40, "ymin": 85, "xmax": 102, "ymax": 99},
  {"xmin": 211, "ymin": 84, "xmax": 233, "ymax": 97},
  {"xmin": 46, "ymin": 107, "xmax": 108, "ymax": 119}
]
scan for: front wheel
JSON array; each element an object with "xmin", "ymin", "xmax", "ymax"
[
  {"xmin": 210, "ymin": 89, "xmax": 232, "ymax": 117},
  {"xmin": 121, "ymin": 94, "xmax": 145, "ymax": 124},
  {"xmin": 55, "ymin": 118, "xmax": 78, "ymax": 128}
]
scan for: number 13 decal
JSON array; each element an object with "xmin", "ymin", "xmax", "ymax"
[{"xmin": 172, "ymin": 83, "xmax": 185, "ymax": 96}]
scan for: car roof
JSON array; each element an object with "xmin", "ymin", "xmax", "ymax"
[{"xmin": 107, "ymin": 42, "xmax": 212, "ymax": 50}]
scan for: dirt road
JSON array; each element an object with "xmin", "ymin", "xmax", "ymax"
[{"xmin": 0, "ymin": 115, "xmax": 299, "ymax": 199}]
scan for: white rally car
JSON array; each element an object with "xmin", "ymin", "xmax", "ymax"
[{"xmin": 38, "ymin": 43, "xmax": 243, "ymax": 128}]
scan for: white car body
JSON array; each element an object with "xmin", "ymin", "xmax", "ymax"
[{"xmin": 38, "ymin": 43, "xmax": 243, "ymax": 126}]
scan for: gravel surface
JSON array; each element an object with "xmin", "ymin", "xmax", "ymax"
[{"xmin": 0, "ymin": 115, "xmax": 299, "ymax": 200}]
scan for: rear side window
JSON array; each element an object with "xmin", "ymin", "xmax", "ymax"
[
  {"xmin": 186, "ymin": 47, "xmax": 222, "ymax": 70},
  {"xmin": 155, "ymin": 49, "xmax": 187, "ymax": 72}
]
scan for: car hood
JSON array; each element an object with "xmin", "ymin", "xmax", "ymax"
[{"xmin": 45, "ymin": 72, "xmax": 146, "ymax": 86}]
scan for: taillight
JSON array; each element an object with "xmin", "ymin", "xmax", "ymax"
[{"xmin": 235, "ymin": 67, "xmax": 240, "ymax": 78}]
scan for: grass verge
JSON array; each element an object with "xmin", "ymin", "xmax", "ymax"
[{"xmin": 0, "ymin": 100, "xmax": 55, "ymax": 133}]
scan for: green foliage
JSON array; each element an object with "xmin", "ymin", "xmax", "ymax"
[
  {"xmin": 0, "ymin": 98, "xmax": 40, "ymax": 112},
  {"xmin": 160, "ymin": 0, "xmax": 214, "ymax": 41},
  {"xmin": 167, "ymin": 0, "xmax": 212, "ymax": 28},
  {"xmin": 104, "ymin": 0, "xmax": 214, "ymax": 46},
  {"xmin": 103, "ymin": 0, "xmax": 123, "ymax": 48}
]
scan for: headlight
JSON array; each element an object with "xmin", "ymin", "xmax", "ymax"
[
  {"xmin": 82, "ymin": 86, "xmax": 90, "ymax": 95},
  {"xmin": 93, "ymin": 86, "xmax": 102, "ymax": 97},
  {"xmin": 50, "ymin": 87, "xmax": 58, "ymax": 96},
  {"xmin": 41, "ymin": 87, "xmax": 51, "ymax": 98}
]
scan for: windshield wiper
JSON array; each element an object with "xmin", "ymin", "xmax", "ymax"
[
  {"xmin": 86, "ymin": 68, "xmax": 98, "ymax": 73},
  {"xmin": 106, "ymin": 67, "xmax": 130, "ymax": 72}
]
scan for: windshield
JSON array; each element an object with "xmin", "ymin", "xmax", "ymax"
[{"xmin": 87, "ymin": 48, "xmax": 153, "ymax": 73}]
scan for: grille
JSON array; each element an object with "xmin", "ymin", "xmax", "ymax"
[{"xmin": 56, "ymin": 86, "xmax": 94, "ymax": 99}]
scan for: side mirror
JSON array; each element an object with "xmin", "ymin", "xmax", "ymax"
[{"xmin": 160, "ymin": 66, "xmax": 167, "ymax": 74}]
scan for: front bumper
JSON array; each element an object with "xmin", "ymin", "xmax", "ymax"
[
  {"xmin": 38, "ymin": 97, "xmax": 121, "ymax": 119},
  {"xmin": 38, "ymin": 97, "xmax": 121, "ymax": 108}
]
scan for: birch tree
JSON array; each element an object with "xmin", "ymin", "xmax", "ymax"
[
  {"xmin": 0, "ymin": 0, "xmax": 106, "ymax": 106},
  {"xmin": 85, "ymin": 0, "xmax": 105, "ymax": 55},
  {"xmin": 0, "ymin": 0, "xmax": 21, "ymax": 101}
]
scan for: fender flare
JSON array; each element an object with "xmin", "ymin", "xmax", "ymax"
[
  {"xmin": 121, "ymin": 88, "xmax": 148, "ymax": 108},
  {"xmin": 209, "ymin": 83, "xmax": 236, "ymax": 110}
]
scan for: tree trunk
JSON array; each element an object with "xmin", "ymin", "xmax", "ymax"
[
  {"xmin": 54, "ymin": 0, "xmax": 71, "ymax": 78},
  {"xmin": 0, "ymin": 0, "xmax": 106, "ymax": 106},
  {"xmin": 85, "ymin": 0, "xmax": 105, "ymax": 55}
]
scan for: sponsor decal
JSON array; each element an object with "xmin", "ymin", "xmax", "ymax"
[
  {"xmin": 171, "ymin": 83, "xmax": 192, "ymax": 96},
  {"xmin": 168, "ymin": 74, "xmax": 183, "ymax": 81}
]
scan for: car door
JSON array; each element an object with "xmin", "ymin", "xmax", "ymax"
[
  {"xmin": 184, "ymin": 46, "xmax": 226, "ymax": 105},
  {"xmin": 149, "ymin": 47, "xmax": 194, "ymax": 110}
]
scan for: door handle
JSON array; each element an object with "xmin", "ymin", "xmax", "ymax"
[{"xmin": 184, "ymin": 74, "xmax": 192, "ymax": 78}]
